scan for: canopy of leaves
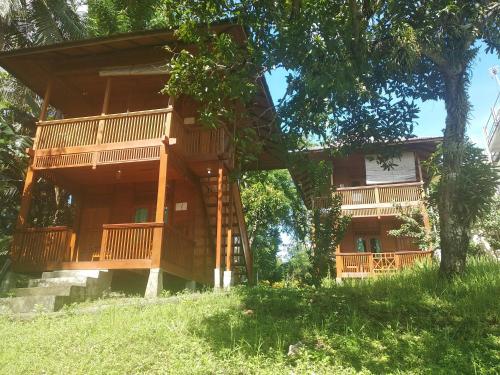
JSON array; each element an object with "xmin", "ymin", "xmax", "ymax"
[
  {"xmin": 426, "ymin": 141, "xmax": 499, "ymax": 230},
  {"xmin": 240, "ymin": 170, "xmax": 307, "ymax": 281}
]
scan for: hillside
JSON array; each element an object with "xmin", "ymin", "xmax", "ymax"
[{"xmin": 0, "ymin": 258, "xmax": 499, "ymax": 374}]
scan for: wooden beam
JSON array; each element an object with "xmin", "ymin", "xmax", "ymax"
[
  {"xmin": 99, "ymin": 63, "xmax": 169, "ymax": 77},
  {"xmin": 14, "ymin": 80, "xmax": 54, "ymax": 229},
  {"xmin": 232, "ymin": 183, "xmax": 253, "ymax": 284},
  {"xmin": 225, "ymin": 185, "xmax": 234, "ymax": 272},
  {"xmin": 215, "ymin": 161, "xmax": 224, "ymax": 270},
  {"xmin": 151, "ymin": 110, "xmax": 173, "ymax": 268},
  {"xmin": 69, "ymin": 192, "xmax": 83, "ymax": 262}
]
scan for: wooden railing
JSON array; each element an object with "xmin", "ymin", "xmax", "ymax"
[
  {"xmin": 336, "ymin": 250, "xmax": 433, "ymax": 279},
  {"xmin": 33, "ymin": 107, "xmax": 232, "ymax": 169},
  {"xmin": 163, "ymin": 225, "xmax": 195, "ymax": 272},
  {"xmin": 99, "ymin": 222, "xmax": 162, "ymax": 260},
  {"xmin": 312, "ymin": 182, "xmax": 424, "ymax": 217},
  {"xmin": 11, "ymin": 226, "xmax": 72, "ymax": 265},
  {"xmin": 36, "ymin": 108, "xmax": 170, "ymax": 150}
]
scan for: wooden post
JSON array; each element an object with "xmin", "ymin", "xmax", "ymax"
[
  {"xmin": 15, "ymin": 81, "xmax": 52, "ymax": 230},
  {"xmin": 374, "ymin": 186, "xmax": 380, "ymax": 218},
  {"xmin": 225, "ymin": 184, "xmax": 234, "ymax": 272},
  {"xmin": 416, "ymin": 152, "xmax": 424, "ymax": 182},
  {"xmin": 69, "ymin": 192, "xmax": 82, "ymax": 261},
  {"xmin": 335, "ymin": 245, "xmax": 342, "ymax": 281},
  {"xmin": 152, "ymin": 144, "xmax": 169, "ymax": 268},
  {"xmin": 214, "ymin": 161, "xmax": 224, "ymax": 287},
  {"xmin": 368, "ymin": 253, "xmax": 374, "ymax": 276},
  {"xmin": 99, "ymin": 227, "xmax": 109, "ymax": 261},
  {"xmin": 93, "ymin": 77, "xmax": 112, "ymax": 168}
]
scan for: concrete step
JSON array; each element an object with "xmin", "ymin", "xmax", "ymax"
[
  {"xmin": 1, "ymin": 269, "xmax": 112, "ymax": 314},
  {"xmin": 28, "ymin": 276, "xmax": 89, "ymax": 288},
  {"xmin": 13, "ymin": 285, "xmax": 87, "ymax": 298},
  {"xmin": 3, "ymin": 295, "xmax": 73, "ymax": 313},
  {"xmin": 42, "ymin": 270, "xmax": 104, "ymax": 279}
]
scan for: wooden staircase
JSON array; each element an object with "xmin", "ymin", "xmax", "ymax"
[{"xmin": 200, "ymin": 176, "xmax": 252, "ymax": 284}]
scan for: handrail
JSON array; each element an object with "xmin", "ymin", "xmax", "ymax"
[
  {"xmin": 337, "ymin": 250, "xmax": 433, "ymax": 256},
  {"xmin": 18, "ymin": 226, "xmax": 70, "ymax": 232},
  {"xmin": 102, "ymin": 222, "xmax": 164, "ymax": 229},
  {"xmin": 337, "ymin": 181, "xmax": 423, "ymax": 191},
  {"xmin": 37, "ymin": 107, "xmax": 173, "ymax": 126},
  {"xmin": 336, "ymin": 250, "xmax": 433, "ymax": 279},
  {"xmin": 232, "ymin": 182, "xmax": 253, "ymax": 284}
]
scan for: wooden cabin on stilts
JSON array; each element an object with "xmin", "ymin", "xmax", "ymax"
[{"xmin": 0, "ymin": 25, "xmax": 281, "ymax": 298}]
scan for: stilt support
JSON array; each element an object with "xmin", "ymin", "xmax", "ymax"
[
  {"xmin": 145, "ymin": 268, "xmax": 163, "ymax": 298},
  {"xmin": 223, "ymin": 270, "xmax": 233, "ymax": 290},
  {"xmin": 214, "ymin": 268, "xmax": 222, "ymax": 290}
]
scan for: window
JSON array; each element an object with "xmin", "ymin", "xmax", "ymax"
[
  {"xmin": 134, "ymin": 207, "xmax": 149, "ymax": 223},
  {"xmin": 370, "ymin": 238, "xmax": 382, "ymax": 253},
  {"xmin": 356, "ymin": 238, "xmax": 366, "ymax": 252},
  {"xmin": 365, "ymin": 152, "xmax": 416, "ymax": 184}
]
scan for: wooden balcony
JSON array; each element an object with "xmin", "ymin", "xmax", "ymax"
[
  {"xmin": 336, "ymin": 250, "xmax": 433, "ymax": 280},
  {"xmin": 11, "ymin": 223, "xmax": 195, "ymax": 279},
  {"xmin": 312, "ymin": 182, "xmax": 424, "ymax": 217},
  {"xmin": 32, "ymin": 108, "xmax": 230, "ymax": 170}
]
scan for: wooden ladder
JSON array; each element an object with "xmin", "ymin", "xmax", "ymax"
[{"xmin": 200, "ymin": 176, "xmax": 251, "ymax": 284}]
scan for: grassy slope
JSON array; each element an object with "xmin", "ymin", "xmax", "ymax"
[{"xmin": 0, "ymin": 258, "xmax": 499, "ymax": 375}]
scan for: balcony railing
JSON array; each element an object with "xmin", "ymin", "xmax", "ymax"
[
  {"xmin": 11, "ymin": 223, "xmax": 195, "ymax": 275},
  {"xmin": 32, "ymin": 108, "xmax": 231, "ymax": 169},
  {"xmin": 11, "ymin": 226, "xmax": 72, "ymax": 265},
  {"xmin": 312, "ymin": 182, "xmax": 424, "ymax": 217},
  {"xmin": 336, "ymin": 250, "xmax": 433, "ymax": 279}
]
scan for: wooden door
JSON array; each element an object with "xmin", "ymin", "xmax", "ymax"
[{"xmin": 77, "ymin": 206, "xmax": 110, "ymax": 261}]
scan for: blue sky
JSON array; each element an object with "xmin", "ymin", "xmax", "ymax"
[{"xmin": 265, "ymin": 48, "xmax": 500, "ymax": 150}]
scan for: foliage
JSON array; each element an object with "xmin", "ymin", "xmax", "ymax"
[
  {"xmin": 136, "ymin": 0, "xmax": 500, "ymax": 276},
  {"xmin": 0, "ymin": 3, "xmax": 84, "ymax": 256},
  {"xmin": 240, "ymin": 170, "xmax": 307, "ymax": 282},
  {"xmin": 388, "ymin": 206, "xmax": 437, "ymax": 251},
  {"xmin": 311, "ymin": 193, "xmax": 350, "ymax": 283},
  {"xmin": 0, "ymin": 0, "xmax": 86, "ymax": 50},
  {"xmin": 1, "ymin": 257, "xmax": 498, "ymax": 373},
  {"xmin": 86, "ymin": 0, "xmax": 158, "ymax": 36},
  {"xmin": 280, "ymin": 242, "xmax": 312, "ymax": 286},
  {"xmin": 474, "ymin": 194, "xmax": 500, "ymax": 251},
  {"xmin": 426, "ymin": 141, "xmax": 499, "ymax": 235}
]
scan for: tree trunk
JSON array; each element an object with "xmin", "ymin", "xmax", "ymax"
[{"xmin": 438, "ymin": 70, "xmax": 470, "ymax": 277}]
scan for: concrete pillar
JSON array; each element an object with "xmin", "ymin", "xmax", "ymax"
[
  {"xmin": 0, "ymin": 271, "xmax": 18, "ymax": 293},
  {"xmin": 223, "ymin": 270, "xmax": 233, "ymax": 290},
  {"xmin": 145, "ymin": 268, "xmax": 163, "ymax": 298},
  {"xmin": 185, "ymin": 280, "xmax": 196, "ymax": 291},
  {"xmin": 214, "ymin": 268, "xmax": 221, "ymax": 290}
]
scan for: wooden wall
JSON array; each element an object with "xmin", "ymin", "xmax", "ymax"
[
  {"xmin": 339, "ymin": 217, "xmax": 419, "ymax": 253},
  {"xmin": 74, "ymin": 178, "xmax": 213, "ymax": 282}
]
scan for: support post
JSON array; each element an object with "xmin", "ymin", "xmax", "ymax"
[
  {"xmin": 335, "ymin": 245, "xmax": 342, "ymax": 282},
  {"xmin": 152, "ymin": 142, "xmax": 169, "ymax": 269},
  {"xmin": 214, "ymin": 161, "xmax": 224, "ymax": 289},
  {"xmin": 15, "ymin": 80, "xmax": 52, "ymax": 230},
  {"xmin": 69, "ymin": 192, "xmax": 82, "ymax": 261},
  {"xmin": 224, "ymin": 185, "xmax": 234, "ymax": 289},
  {"xmin": 145, "ymin": 268, "xmax": 163, "ymax": 298}
]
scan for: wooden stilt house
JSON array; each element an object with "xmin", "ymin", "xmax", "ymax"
[{"xmin": 0, "ymin": 25, "xmax": 281, "ymax": 295}]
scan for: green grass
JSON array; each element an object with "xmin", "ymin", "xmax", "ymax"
[{"xmin": 0, "ymin": 257, "xmax": 499, "ymax": 374}]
